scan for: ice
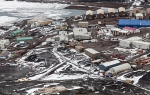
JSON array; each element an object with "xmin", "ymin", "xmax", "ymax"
[
  {"xmin": 0, "ymin": 16, "xmax": 18, "ymax": 26},
  {"xmin": 0, "ymin": 1, "xmax": 69, "ymax": 18}
]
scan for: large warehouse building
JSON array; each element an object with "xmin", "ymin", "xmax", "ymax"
[{"xmin": 118, "ymin": 19, "xmax": 150, "ymax": 28}]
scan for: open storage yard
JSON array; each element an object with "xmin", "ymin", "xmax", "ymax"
[{"xmin": 1, "ymin": 0, "xmax": 150, "ymax": 95}]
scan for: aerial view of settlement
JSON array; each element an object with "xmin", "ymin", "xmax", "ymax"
[{"xmin": 1, "ymin": 0, "xmax": 150, "ymax": 95}]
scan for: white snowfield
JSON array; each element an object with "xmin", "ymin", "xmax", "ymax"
[{"xmin": 0, "ymin": 0, "xmax": 69, "ymax": 25}]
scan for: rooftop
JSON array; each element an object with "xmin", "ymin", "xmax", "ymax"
[
  {"xmin": 85, "ymin": 48, "xmax": 99, "ymax": 54},
  {"xmin": 101, "ymin": 60, "xmax": 120, "ymax": 67}
]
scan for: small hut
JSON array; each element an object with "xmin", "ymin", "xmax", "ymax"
[
  {"xmin": 129, "ymin": 10, "xmax": 136, "ymax": 17},
  {"xmin": 140, "ymin": 10, "xmax": 146, "ymax": 16},
  {"xmin": 133, "ymin": 8, "xmax": 140, "ymax": 13},
  {"xmin": 118, "ymin": 7, "xmax": 126, "ymax": 17},
  {"xmin": 96, "ymin": 9, "xmax": 105, "ymax": 19},
  {"xmin": 108, "ymin": 8, "xmax": 115, "ymax": 18},
  {"xmin": 86, "ymin": 10, "xmax": 93, "ymax": 20},
  {"xmin": 135, "ymin": 13, "xmax": 143, "ymax": 19},
  {"xmin": 147, "ymin": 8, "xmax": 150, "ymax": 14}
]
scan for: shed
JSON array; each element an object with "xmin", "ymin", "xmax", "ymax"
[
  {"xmin": 78, "ymin": 21, "xmax": 89, "ymax": 28},
  {"xmin": 69, "ymin": 41, "xmax": 76, "ymax": 47},
  {"xmin": 140, "ymin": 10, "xmax": 146, "ymax": 16},
  {"xmin": 96, "ymin": 9, "xmax": 105, "ymax": 19},
  {"xmin": 59, "ymin": 31, "xmax": 68, "ymax": 42},
  {"xmin": 46, "ymin": 38, "xmax": 55, "ymax": 44},
  {"xmin": 108, "ymin": 8, "xmax": 115, "ymax": 17},
  {"xmin": 129, "ymin": 10, "xmax": 136, "ymax": 17},
  {"xmin": 10, "ymin": 29, "xmax": 23, "ymax": 37},
  {"xmin": 132, "ymin": 41, "xmax": 150, "ymax": 50},
  {"xmin": 119, "ymin": 36, "xmax": 142, "ymax": 48},
  {"xmin": 118, "ymin": 7, "xmax": 125, "ymax": 12},
  {"xmin": 75, "ymin": 45, "xmax": 85, "ymax": 52},
  {"xmin": 108, "ymin": 63, "xmax": 131, "ymax": 74},
  {"xmin": 133, "ymin": 8, "xmax": 140, "ymax": 13},
  {"xmin": 0, "ymin": 39, "xmax": 10, "ymax": 49},
  {"xmin": 0, "ymin": 50, "xmax": 9, "ymax": 59},
  {"xmin": 135, "ymin": 13, "xmax": 143, "ymax": 19},
  {"xmin": 99, "ymin": 60, "xmax": 120, "ymax": 71},
  {"xmin": 17, "ymin": 37, "xmax": 33, "ymax": 42},
  {"xmin": 73, "ymin": 28, "xmax": 91, "ymax": 40},
  {"xmin": 84, "ymin": 48, "xmax": 100, "ymax": 59},
  {"xmin": 86, "ymin": 10, "xmax": 93, "ymax": 20},
  {"xmin": 147, "ymin": 8, "xmax": 150, "ymax": 14},
  {"xmin": 118, "ymin": 7, "xmax": 126, "ymax": 17}
]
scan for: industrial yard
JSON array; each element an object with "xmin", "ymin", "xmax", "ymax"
[{"xmin": 0, "ymin": 0, "xmax": 150, "ymax": 95}]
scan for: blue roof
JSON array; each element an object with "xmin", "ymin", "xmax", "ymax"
[{"xmin": 119, "ymin": 19, "xmax": 150, "ymax": 27}]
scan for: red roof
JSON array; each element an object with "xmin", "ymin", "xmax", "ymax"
[{"xmin": 123, "ymin": 27, "xmax": 136, "ymax": 31}]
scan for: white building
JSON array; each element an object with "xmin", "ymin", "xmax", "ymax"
[
  {"xmin": 0, "ymin": 39, "xmax": 10, "ymax": 49},
  {"xmin": 59, "ymin": 31, "xmax": 68, "ymax": 42},
  {"xmin": 46, "ymin": 38, "xmax": 55, "ymax": 44},
  {"xmin": 132, "ymin": 41, "xmax": 150, "ymax": 49},
  {"xmin": 108, "ymin": 63, "xmax": 131, "ymax": 74},
  {"xmin": 73, "ymin": 28, "xmax": 91, "ymax": 40},
  {"xmin": 119, "ymin": 37, "xmax": 142, "ymax": 48}
]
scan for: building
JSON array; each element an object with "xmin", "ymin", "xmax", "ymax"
[
  {"xmin": 78, "ymin": 21, "xmax": 89, "ymax": 28},
  {"xmin": 108, "ymin": 8, "xmax": 115, "ymax": 18},
  {"xmin": 119, "ymin": 30, "xmax": 130, "ymax": 36},
  {"xmin": 123, "ymin": 27, "xmax": 140, "ymax": 33},
  {"xmin": 135, "ymin": 13, "xmax": 143, "ymax": 19},
  {"xmin": 108, "ymin": 63, "xmax": 131, "ymax": 74},
  {"xmin": 69, "ymin": 41, "xmax": 76, "ymax": 47},
  {"xmin": 147, "ymin": 8, "xmax": 150, "ymax": 14},
  {"xmin": 0, "ymin": 39, "xmax": 10, "ymax": 49},
  {"xmin": 96, "ymin": 9, "xmax": 105, "ymax": 19},
  {"xmin": 75, "ymin": 45, "xmax": 85, "ymax": 52},
  {"xmin": 129, "ymin": 10, "xmax": 136, "ymax": 17},
  {"xmin": 46, "ymin": 38, "xmax": 55, "ymax": 44},
  {"xmin": 0, "ymin": 50, "xmax": 9, "ymax": 59},
  {"xmin": 118, "ymin": 7, "xmax": 126, "ymax": 17},
  {"xmin": 73, "ymin": 28, "xmax": 91, "ymax": 40},
  {"xmin": 17, "ymin": 37, "xmax": 33, "ymax": 43},
  {"xmin": 59, "ymin": 31, "xmax": 68, "ymax": 43},
  {"xmin": 84, "ymin": 48, "xmax": 100, "ymax": 59},
  {"xmin": 132, "ymin": 41, "xmax": 150, "ymax": 50},
  {"xmin": 10, "ymin": 29, "xmax": 23, "ymax": 37},
  {"xmin": 119, "ymin": 36, "xmax": 142, "ymax": 48},
  {"xmin": 99, "ymin": 60, "xmax": 120, "ymax": 71},
  {"xmin": 140, "ymin": 10, "xmax": 146, "ymax": 16},
  {"xmin": 111, "ymin": 28, "xmax": 121, "ymax": 36},
  {"xmin": 27, "ymin": 17, "xmax": 52, "ymax": 26},
  {"xmin": 118, "ymin": 19, "xmax": 150, "ymax": 28},
  {"xmin": 86, "ymin": 10, "xmax": 93, "ymax": 20}
]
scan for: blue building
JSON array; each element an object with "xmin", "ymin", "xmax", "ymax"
[
  {"xmin": 118, "ymin": 19, "xmax": 150, "ymax": 28},
  {"xmin": 99, "ymin": 60, "xmax": 120, "ymax": 71}
]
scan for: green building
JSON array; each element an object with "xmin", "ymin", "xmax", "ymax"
[
  {"xmin": 17, "ymin": 37, "xmax": 33, "ymax": 42},
  {"xmin": 10, "ymin": 29, "xmax": 23, "ymax": 36}
]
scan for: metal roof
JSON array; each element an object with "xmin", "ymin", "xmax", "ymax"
[
  {"xmin": 119, "ymin": 19, "xmax": 150, "ymax": 26},
  {"xmin": 85, "ymin": 48, "xmax": 99, "ymax": 54},
  {"xmin": 101, "ymin": 60, "xmax": 120, "ymax": 67}
]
